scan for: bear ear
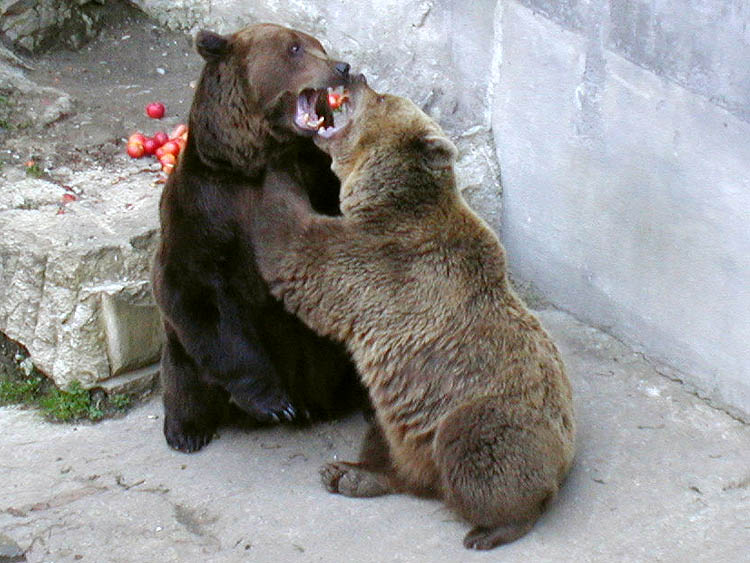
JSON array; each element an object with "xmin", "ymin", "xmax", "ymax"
[
  {"xmin": 195, "ymin": 30, "xmax": 230, "ymax": 61},
  {"xmin": 420, "ymin": 133, "xmax": 458, "ymax": 170}
]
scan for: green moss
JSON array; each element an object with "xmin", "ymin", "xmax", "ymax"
[
  {"xmin": 0, "ymin": 373, "xmax": 44, "ymax": 404},
  {"xmin": 109, "ymin": 393, "xmax": 131, "ymax": 411},
  {"xmin": 25, "ymin": 161, "xmax": 43, "ymax": 178},
  {"xmin": 0, "ymin": 94, "xmax": 11, "ymax": 129},
  {"xmin": 38, "ymin": 381, "xmax": 104, "ymax": 422},
  {"xmin": 0, "ymin": 367, "xmax": 139, "ymax": 423},
  {"xmin": 1, "ymin": 335, "xmax": 145, "ymax": 422}
]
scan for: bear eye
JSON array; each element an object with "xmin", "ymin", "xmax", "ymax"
[{"xmin": 289, "ymin": 43, "xmax": 302, "ymax": 56}]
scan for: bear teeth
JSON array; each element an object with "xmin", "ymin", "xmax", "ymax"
[{"xmin": 307, "ymin": 115, "xmax": 324, "ymax": 129}]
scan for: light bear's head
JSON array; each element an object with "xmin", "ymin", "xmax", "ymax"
[{"xmin": 311, "ymin": 75, "xmax": 458, "ymax": 209}]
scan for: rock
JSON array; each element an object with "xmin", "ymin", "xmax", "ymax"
[
  {"xmin": 96, "ymin": 363, "xmax": 159, "ymax": 397},
  {"xmin": 0, "ymin": 161, "xmax": 163, "ymax": 390},
  {"xmin": 0, "ymin": 533, "xmax": 24, "ymax": 563},
  {"xmin": 0, "ymin": 62, "xmax": 73, "ymax": 129},
  {"xmin": 100, "ymin": 285, "xmax": 162, "ymax": 377},
  {"xmin": 0, "ymin": 0, "xmax": 108, "ymax": 53}
]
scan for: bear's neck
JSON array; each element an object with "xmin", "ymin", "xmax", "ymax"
[
  {"xmin": 188, "ymin": 63, "xmax": 276, "ymax": 178},
  {"xmin": 342, "ymin": 160, "xmax": 457, "ymax": 224}
]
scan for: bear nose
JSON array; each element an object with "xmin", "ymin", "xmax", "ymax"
[{"xmin": 335, "ymin": 62, "xmax": 351, "ymax": 78}]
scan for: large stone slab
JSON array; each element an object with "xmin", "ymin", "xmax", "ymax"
[
  {"xmin": 1, "ymin": 0, "xmax": 109, "ymax": 53},
  {"xmin": 0, "ymin": 161, "xmax": 163, "ymax": 388}
]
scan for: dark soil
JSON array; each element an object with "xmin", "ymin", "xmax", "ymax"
[{"xmin": 2, "ymin": 0, "xmax": 202, "ymax": 173}]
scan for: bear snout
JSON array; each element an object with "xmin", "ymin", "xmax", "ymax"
[{"xmin": 334, "ymin": 61, "xmax": 351, "ymax": 79}]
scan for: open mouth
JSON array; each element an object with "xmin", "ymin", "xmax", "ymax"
[{"xmin": 294, "ymin": 86, "xmax": 351, "ymax": 139}]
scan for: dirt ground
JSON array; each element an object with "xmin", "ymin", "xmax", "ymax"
[{"xmin": 1, "ymin": 2, "xmax": 200, "ymax": 178}]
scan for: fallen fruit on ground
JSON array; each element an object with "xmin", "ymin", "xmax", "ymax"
[
  {"xmin": 126, "ymin": 141, "xmax": 145, "ymax": 158},
  {"xmin": 143, "ymin": 137, "xmax": 158, "ymax": 155},
  {"xmin": 160, "ymin": 141, "xmax": 179, "ymax": 156},
  {"xmin": 146, "ymin": 102, "xmax": 166, "ymax": 119},
  {"xmin": 123, "ymin": 123, "xmax": 188, "ymax": 174},
  {"xmin": 153, "ymin": 131, "xmax": 169, "ymax": 146},
  {"xmin": 128, "ymin": 132, "xmax": 146, "ymax": 145}
]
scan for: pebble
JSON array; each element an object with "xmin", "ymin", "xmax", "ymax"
[{"xmin": 0, "ymin": 533, "xmax": 25, "ymax": 563}]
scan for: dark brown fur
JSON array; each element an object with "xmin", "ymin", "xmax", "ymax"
[
  {"xmin": 151, "ymin": 24, "xmax": 363, "ymax": 453},
  {"xmin": 251, "ymin": 80, "xmax": 575, "ymax": 549}
]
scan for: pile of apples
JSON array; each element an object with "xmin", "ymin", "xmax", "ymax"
[{"xmin": 125, "ymin": 103, "xmax": 188, "ymax": 175}]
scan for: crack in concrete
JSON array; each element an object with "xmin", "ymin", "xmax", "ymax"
[
  {"xmin": 651, "ymin": 364, "xmax": 749, "ymax": 426},
  {"xmin": 6, "ymin": 484, "xmax": 108, "ymax": 517}
]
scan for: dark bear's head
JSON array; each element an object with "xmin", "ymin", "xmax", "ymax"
[{"xmin": 188, "ymin": 23, "xmax": 351, "ymax": 174}]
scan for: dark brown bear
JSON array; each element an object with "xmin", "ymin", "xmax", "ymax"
[
  {"xmin": 151, "ymin": 24, "xmax": 362, "ymax": 453},
  {"xmin": 250, "ymin": 78, "xmax": 575, "ymax": 549}
]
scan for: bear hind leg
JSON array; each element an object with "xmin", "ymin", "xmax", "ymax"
[
  {"xmin": 435, "ymin": 396, "xmax": 563, "ymax": 549},
  {"xmin": 320, "ymin": 420, "xmax": 397, "ymax": 498},
  {"xmin": 161, "ymin": 327, "xmax": 228, "ymax": 453}
]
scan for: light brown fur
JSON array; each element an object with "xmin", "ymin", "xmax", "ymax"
[{"xmin": 251, "ymin": 79, "xmax": 575, "ymax": 550}]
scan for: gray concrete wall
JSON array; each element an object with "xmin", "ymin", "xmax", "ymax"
[{"xmin": 493, "ymin": 0, "xmax": 750, "ymax": 418}]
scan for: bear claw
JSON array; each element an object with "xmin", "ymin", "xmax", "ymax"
[
  {"xmin": 229, "ymin": 389, "xmax": 297, "ymax": 424},
  {"xmin": 165, "ymin": 426, "xmax": 215, "ymax": 454}
]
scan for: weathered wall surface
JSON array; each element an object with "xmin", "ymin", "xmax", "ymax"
[{"xmin": 493, "ymin": 1, "xmax": 750, "ymax": 418}]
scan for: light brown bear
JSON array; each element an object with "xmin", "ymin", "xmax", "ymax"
[{"xmin": 251, "ymin": 76, "xmax": 576, "ymax": 550}]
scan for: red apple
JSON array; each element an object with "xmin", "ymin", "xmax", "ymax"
[
  {"xmin": 152, "ymin": 131, "xmax": 169, "ymax": 146},
  {"xmin": 126, "ymin": 141, "xmax": 145, "ymax": 158},
  {"xmin": 146, "ymin": 102, "xmax": 166, "ymax": 119},
  {"xmin": 160, "ymin": 141, "xmax": 180, "ymax": 156},
  {"xmin": 160, "ymin": 152, "xmax": 177, "ymax": 174},
  {"xmin": 142, "ymin": 137, "xmax": 158, "ymax": 155},
  {"xmin": 128, "ymin": 132, "xmax": 146, "ymax": 145},
  {"xmin": 170, "ymin": 124, "xmax": 188, "ymax": 139},
  {"xmin": 328, "ymin": 91, "xmax": 348, "ymax": 110}
]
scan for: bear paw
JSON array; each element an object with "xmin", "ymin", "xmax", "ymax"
[
  {"xmin": 163, "ymin": 417, "xmax": 216, "ymax": 453},
  {"xmin": 463, "ymin": 521, "xmax": 534, "ymax": 550},
  {"xmin": 319, "ymin": 462, "xmax": 391, "ymax": 498},
  {"xmin": 228, "ymin": 387, "xmax": 297, "ymax": 424}
]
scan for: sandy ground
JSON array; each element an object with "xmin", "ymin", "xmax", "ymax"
[{"xmin": 1, "ymin": 309, "xmax": 749, "ymax": 562}]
